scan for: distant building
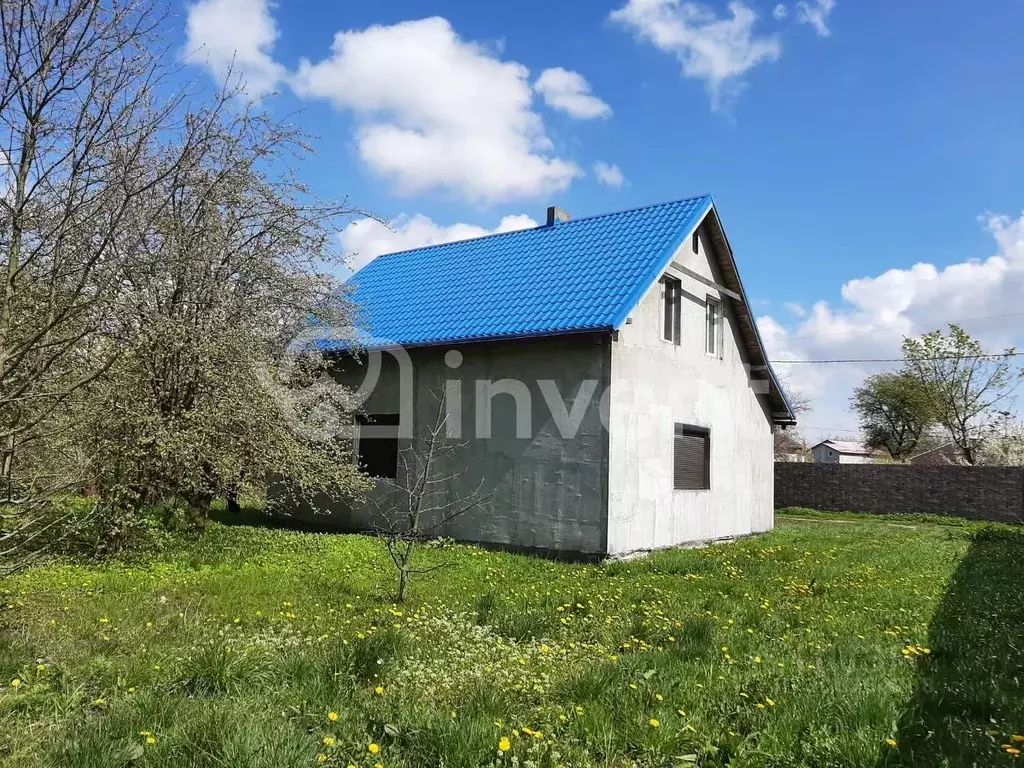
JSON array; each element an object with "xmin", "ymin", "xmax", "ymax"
[
  {"xmin": 775, "ymin": 431, "xmax": 810, "ymax": 462},
  {"xmin": 908, "ymin": 442, "xmax": 964, "ymax": 466},
  {"xmin": 811, "ymin": 440, "xmax": 884, "ymax": 464}
]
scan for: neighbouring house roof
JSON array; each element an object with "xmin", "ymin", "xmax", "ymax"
[
  {"xmin": 908, "ymin": 442, "xmax": 964, "ymax": 465},
  {"xmin": 813, "ymin": 440, "xmax": 878, "ymax": 456},
  {"xmin": 775, "ymin": 431, "xmax": 808, "ymax": 453},
  {"xmin": 329, "ymin": 196, "xmax": 796, "ymax": 425}
]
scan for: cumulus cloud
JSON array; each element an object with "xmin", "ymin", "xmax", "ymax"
[
  {"xmin": 534, "ymin": 68, "xmax": 613, "ymax": 120},
  {"xmin": 593, "ymin": 162, "xmax": 626, "ymax": 188},
  {"xmin": 610, "ymin": 0, "xmax": 781, "ymax": 110},
  {"xmin": 183, "ymin": 0, "xmax": 285, "ymax": 95},
  {"xmin": 796, "ymin": 0, "xmax": 837, "ymax": 37},
  {"xmin": 760, "ymin": 212, "xmax": 1024, "ymax": 442},
  {"xmin": 292, "ymin": 18, "xmax": 581, "ymax": 203},
  {"xmin": 772, "ymin": 4, "xmax": 788, "ymax": 20},
  {"xmin": 341, "ymin": 213, "xmax": 539, "ymax": 272}
]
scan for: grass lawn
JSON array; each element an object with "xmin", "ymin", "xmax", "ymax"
[{"xmin": 1, "ymin": 510, "xmax": 1022, "ymax": 767}]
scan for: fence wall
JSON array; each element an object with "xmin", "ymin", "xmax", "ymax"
[{"xmin": 774, "ymin": 463, "xmax": 1024, "ymax": 523}]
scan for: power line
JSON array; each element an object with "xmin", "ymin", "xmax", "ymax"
[
  {"xmin": 771, "ymin": 351, "xmax": 1024, "ymax": 365},
  {"xmin": 781, "ymin": 310, "xmax": 1024, "ymax": 342},
  {"xmin": 799, "ymin": 425, "xmax": 861, "ymax": 433}
]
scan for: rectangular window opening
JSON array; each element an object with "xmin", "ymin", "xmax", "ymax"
[
  {"xmin": 674, "ymin": 424, "xmax": 710, "ymax": 490},
  {"xmin": 692, "ymin": 231, "xmax": 700, "ymax": 254},
  {"xmin": 705, "ymin": 296, "xmax": 721, "ymax": 356},
  {"xmin": 356, "ymin": 413, "xmax": 400, "ymax": 479},
  {"xmin": 662, "ymin": 276, "xmax": 681, "ymax": 345}
]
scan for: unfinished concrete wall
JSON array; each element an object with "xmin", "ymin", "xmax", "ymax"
[
  {"xmin": 283, "ymin": 334, "xmax": 612, "ymax": 555},
  {"xmin": 606, "ymin": 220, "xmax": 775, "ymax": 554}
]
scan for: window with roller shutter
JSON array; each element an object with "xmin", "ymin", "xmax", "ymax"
[{"xmin": 674, "ymin": 424, "xmax": 710, "ymax": 490}]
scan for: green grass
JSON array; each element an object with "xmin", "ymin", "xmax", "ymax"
[{"xmin": 1, "ymin": 512, "xmax": 1022, "ymax": 767}]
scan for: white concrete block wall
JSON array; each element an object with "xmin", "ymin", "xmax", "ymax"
[{"xmin": 606, "ymin": 221, "xmax": 775, "ymax": 555}]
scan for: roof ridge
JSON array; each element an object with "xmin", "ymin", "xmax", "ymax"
[{"xmin": 351, "ymin": 195, "xmax": 713, "ymax": 268}]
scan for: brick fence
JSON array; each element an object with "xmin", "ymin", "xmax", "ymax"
[{"xmin": 774, "ymin": 463, "xmax": 1024, "ymax": 524}]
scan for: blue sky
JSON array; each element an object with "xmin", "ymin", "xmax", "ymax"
[{"xmin": 179, "ymin": 0, "xmax": 1024, "ymax": 439}]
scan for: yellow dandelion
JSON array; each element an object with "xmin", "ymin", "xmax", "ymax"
[
  {"xmin": 886, "ymin": 738, "xmax": 897, "ymax": 747},
  {"xmin": 368, "ymin": 744, "xmax": 380, "ymax": 755},
  {"xmin": 498, "ymin": 736, "xmax": 511, "ymax": 752},
  {"xmin": 316, "ymin": 756, "xmax": 328, "ymax": 765},
  {"xmin": 10, "ymin": 679, "xmax": 21, "ymax": 689},
  {"xmin": 649, "ymin": 718, "xmax": 660, "ymax": 728},
  {"xmin": 374, "ymin": 686, "xmax": 385, "ymax": 695},
  {"xmin": 323, "ymin": 736, "xmax": 336, "ymax": 747},
  {"xmin": 146, "ymin": 736, "xmax": 156, "ymax": 745},
  {"xmin": 328, "ymin": 712, "xmax": 339, "ymax": 722}
]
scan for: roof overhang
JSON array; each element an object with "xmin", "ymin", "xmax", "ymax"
[
  {"xmin": 657, "ymin": 202, "xmax": 797, "ymax": 427},
  {"xmin": 704, "ymin": 205, "xmax": 797, "ymax": 426}
]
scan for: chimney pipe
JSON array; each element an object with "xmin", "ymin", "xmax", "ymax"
[{"xmin": 546, "ymin": 206, "xmax": 571, "ymax": 226}]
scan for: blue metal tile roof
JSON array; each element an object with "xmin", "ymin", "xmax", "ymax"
[{"xmin": 342, "ymin": 195, "xmax": 713, "ymax": 348}]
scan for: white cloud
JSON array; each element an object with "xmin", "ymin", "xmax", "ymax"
[
  {"xmin": 760, "ymin": 212, "xmax": 1024, "ymax": 443},
  {"xmin": 183, "ymin": 0, "xmax": 285, "ymax": 95},
  {"xmin": 772, "ymin": 4, "xmax": 788, "ymax": 20},
  {"xmin": 610, "ymin": 0, "xmax": 781, "ymax": 110},
  {"xmin": 534, "ymin": 68, "xmax": 612, "ymax": 120},
  {"xmin": 796, "ymin": 0, "xmax": 836, "ymax": 37},
  {"xmin": 292, "ymin": 18, "xmax": 581, "ymax": 203},
  {"xmin": 341, "ymin": 213, "xmax": 539, "ymax": 272},
  {"xmin": 593, "ymin": 161, "xmax": 626, "ymax": 188},
  {"xmin": 784, "ymin": 301, "xmax": 805, "ymax": 317}
]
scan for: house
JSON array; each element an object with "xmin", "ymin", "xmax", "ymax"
[
  {"xmin": 810, "ymin": 440, "xmax": 884, "ymax": 464},
  {"xmin": 775, "ymin": 431, "xmax": 811, "ymax": 462},
  {"xmin": 290, "ymin": 196, "xmax": 796, "ymax": 556},
  {"xmin": 908, "ymin": 442, "xmax": 964, "ymax": 466}
]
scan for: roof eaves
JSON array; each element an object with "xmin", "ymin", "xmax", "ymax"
[
  {"xmin": 607, "ymin": 195, "xmax": 714, "ymax": 330},
  {"xmin": 319, "ymin": 325, "xmax": 617, "ymax": 354},
  {"xmin": 702, "ymin": 205, "xmax": 797, "ymax": 426}
]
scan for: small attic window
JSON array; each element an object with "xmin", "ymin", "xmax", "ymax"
[
  {"xmin": 692, "ymin": 232, "xmax": 700, "ymax": 254},
  {"xmin": 661, "ymin": 276, "xmax": 681, "ymax": 345}
]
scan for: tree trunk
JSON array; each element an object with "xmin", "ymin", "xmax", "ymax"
[
  {"xmin": 187, "ymin": 493, "xmax": 212, "ymax": 530},
  {"xmin": 226, "ymin": 486, "xmax": 240, "ymax": 515},
  {"xmin": 395, "ymin": 542, "xmax": 415, "ymax": 603},
  {"xmin": 396, "ymin": 566, "xmax": 410, "ymax": 604}
]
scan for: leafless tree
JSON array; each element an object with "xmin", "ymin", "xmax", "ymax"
[
  {"xmin": 0, "ymin": 0, "xmax": 369, "ymax": 572},
  {"xmin": 370, "ymin": 394, "xmax": 491, "ymax": 603},
  {"xmin": 0, "ymin": 0, "xmax": 193, "ymax": 573},
  {"xmin": 773, "ymin": 377, "xmax": 811, "ymax": 460}
]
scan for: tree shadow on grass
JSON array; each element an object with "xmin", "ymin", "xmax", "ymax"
[{"xmin": 881, "ymin": 527, "xmax": 1024, "ymax": 768}]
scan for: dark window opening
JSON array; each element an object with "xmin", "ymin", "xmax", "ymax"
[
  {"xmin": 674, "ymin": 423, "xmax": 710, "ymax": 490},
  {"xmin": 356, "ymin": 413, "xmax": 399, "ymax": 479},
  {"xmin": 692, "ymin": 231, "xmax": 700, "ymax": 254},
  {"xmin": 661, "ymin": 276, "xmax": 681, "ymax": 345},
  {"xmin": 705, "ymin": 296, "xmax": 721, "ymax": 356}
]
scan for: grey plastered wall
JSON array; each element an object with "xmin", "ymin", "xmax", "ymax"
[
  {"xmin": 606, "ymin": 220, "xmax": 776, "ymax": 554},
  {"xmin": 285, "ymin": 334, "xmax": 612, "ymax": 555}
]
